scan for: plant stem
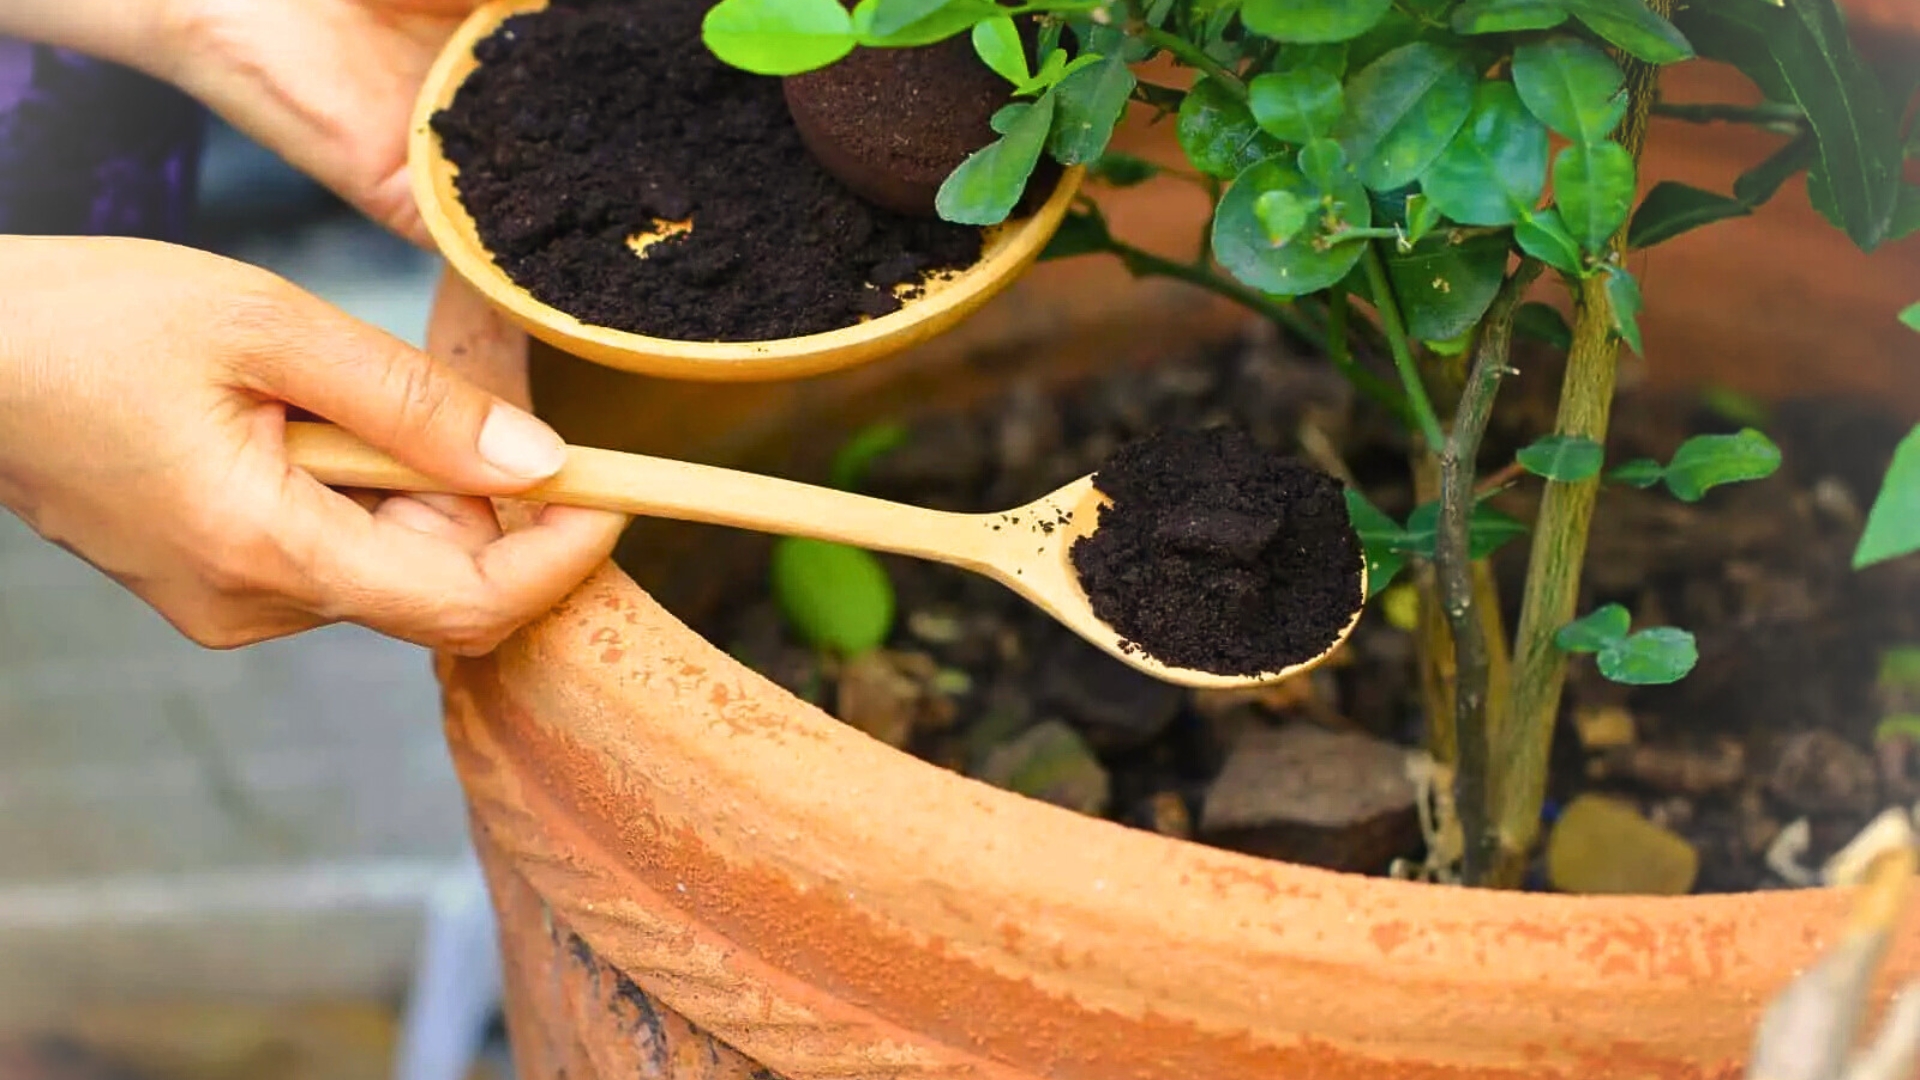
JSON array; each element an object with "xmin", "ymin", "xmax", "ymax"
[
  {"xmin": 1436, "ymin": 260, "xmax": 1541, "ymax": 885},
  {"xmin": 1108, "ymin": 237, "xmax": 1315, "ymax": 343},
  {"xmin": 1361, "ymin": 242, "xmax": 1445, "ymax": 452},
  {"xmin": 1138, "ymin": 26, "xmax": 1246, "ymax": 100},
  {"xmin": 1492, "ymin": 13, "xmax": 1667, "ymax": 887}
]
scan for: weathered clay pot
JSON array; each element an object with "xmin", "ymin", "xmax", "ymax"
[{"xmin": 425, "ymin": 16, "xmax": 1920, "ymax": 1079}]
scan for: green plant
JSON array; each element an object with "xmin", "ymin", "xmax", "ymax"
[
  {"xmin": 1855, "ymin": 302, "xmax": 1920, "ymax": 571},
  {"xmin": 702, "ymin": 0, "xmax": 1918, "ymax": 887}
]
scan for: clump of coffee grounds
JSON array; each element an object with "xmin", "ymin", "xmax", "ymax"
[
  {"xmin": 1070, "ymin": 427, "xmax": 1366, "ymax": 676},
  {"xmin": 429, "ymin": 0, "xmax": 984, "ymax": 342}
]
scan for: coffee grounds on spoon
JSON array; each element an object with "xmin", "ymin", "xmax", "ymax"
[{"xmin": 1069, "ymin": 427, "xmax": 1365, "ymax": 676}]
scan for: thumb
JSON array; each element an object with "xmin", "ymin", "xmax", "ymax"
[{"xmin": 238, "ymin": 287, "xmax": 566, "ymax": 494}]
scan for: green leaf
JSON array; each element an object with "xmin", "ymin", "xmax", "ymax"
[
  {"xmin": 1628, "ymin": 181, "xmax": 1754, "ymax": 249},
  {"xmin": 1015, "ymin": 49, "xmax": 1090, "ymax": 96},
  {"xmin": 1597, "ymin": 627, "xmax": 1699, "ymax": 685},
  {"xmin": 1214, "ymin": 151, "xmax": 1371, "ymax": 296},
  {"xmin": 1337, "ymin": 42, "xmax": 1478, "ymax": 191},
  {"xmin": 828, "ymin": 423, "xmax": 909, "ymax": 490},
  {"xmin": 1241, "ymin": 0, "xmax": 1393, "ymax": 43},
  {"xmin": 1275, "ymin": 42, "xmax": 1351, "ymax": 79},
  {"xmin": 1518, "ymin": 434, "xmax": 1605, "ymax": 482},
  {"xmin": 1343, "ymin": 487, "xmax": 1407, "ymax": 596},
  {"xmin": 702, "ymin": 0, "xmax": 855, "ymax": 75},
  {"xmin": 1297, "ymin": 137, "xmax": 1351, "ymax": 192},
  {"xmin": 1890, "ymin": 186, "xmax": 1920, "ymax": 243},
  {"xmin": 1452, "ymin": 0, "xmax": 1569, "ymax": 34},
  {"xmin": 1511, "ymin": 35, "xmax": 1627, "ymax": 144},
  {"xmin": 1555, "ymin": 603, "xmax": 1631, "ymax": 653},
  {"xmin": 1178, "ymin": 77, "xmax": 1286, "ymax": 179},
  {"xmin": 988, "ymin": 102, "xmax": 1029, "ymax": 135},
  {"xmin": 1901, "ymin": 301, "xmax": 1920, "ymax": 333},
  {"xmin": 1397, "ymin": 500, "xmax": 1531, "ymax": 560},
  {"xmin": 1733, "ymin": 130, "xmax": 1817, "ymax": 206},
  {"xmin": 1553, "ymin": 140, "xmax": 1636, "ymax": 254},
  {"xmin": 853, "ymin": 0, "xmax": 999, "ymax": 44},
  {"xmin": 1421, "ymin": 80, "xmax": 1550, "ymax": 226},
  {"xmin": 1087, "ymin": 152, "xmax": 1160, "ymax": 187},
  {"xmin": 1602, "ymin": 263, "xmax": 1644, "ymax": 355},
  {"xmin": 1249, "ymin": 67, "xmax": 1346, "ymax": 144},
  {"xmin": 1050, "ymin": 54, "xmax": 1136, "ymax": 163},
  {"xmin": 1855, "ymin": 425, "xmax": 1920, "ymax": 569},
  {"xmin": 1515, "ymin": 301, "xmax": 1573, "ymax": 350},
  {"xmin": 1514, "ymin": 207, "xmax": 1584, "ymax": 274},
  {"xmin": 936, "ymin": 91, "xmax": 1055, "ymax": 225},
  {"xmin": 1039, "ymin": 205, "xmax": 1112, "ymax": 261},
  {"xmin": 971, "ymin": 16, "xmax": 1030, "ymax": 86},
  {"xmin": 1405, "ymin": 193, "xmax": 1442, "ymax": 242},
  {"xmin": 1560, "ymin": 0, "xmax": 1693, "ymax": 64},
  {"xmin": 1384, "ymin": 230, "xmax": 1511, "ymax": 342},
  {"xmin": 1662, "ymin": 428, "xmax": 1783, "ymax": 502},
  {"xmin": 864, "ymin": 0, "xmax": 960, "ymax": 38},
  {"xmin": 1255, "ymin": 189, "xmax": 1312, "ymax": 243},
  {"xmin": 1676, "ymin": 0, "xmax": 1901, "ymax": 251},
  {"xmin": 771, "ymin": 538, "xmax": 896, "ymax": 655},
  {"xmin": 1609, "ymin": 457, "xmax": 1665, "ymax": 488}
]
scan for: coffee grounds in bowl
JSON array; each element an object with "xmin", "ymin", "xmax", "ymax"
[
  {"xmin": 1070, "ymin": 427, "xmax": 1366, "ymax": 676},
  {"xmin": 430, "ymin": 0, "xmax": 984, "ymax": 342}
]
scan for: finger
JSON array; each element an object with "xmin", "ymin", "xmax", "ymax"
[
  {"xmin": 278, "ymin": 471, "xmax": 624, "ymax": 653},
  {"xmin": 372, "ymin": 493, "xmax": 501, "ymax": 556},
  {"xmin": 234, "ymin": 286, "xmax": 567, "ymax": 495}
]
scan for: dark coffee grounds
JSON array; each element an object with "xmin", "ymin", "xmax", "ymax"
[
  {"xmin": 429, "ymin": 0, "xmax": 984, "ymax": 342},
  {"xmin": 1070, "ymin": 427, "xmax": 1365, "ymax": 676}
]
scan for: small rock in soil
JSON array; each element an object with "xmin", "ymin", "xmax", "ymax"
[
  {"xmin": 1586, "ymin": 740, "xmax": 1745, "ymax": 796},
  {"xmin": 1200, "ymin": 723, "xmax": 1421, "ymax": 874},
  {"xmin": 1573, "ymin": 704, "xmax": 1637, "ymax": 751},
  {"xmin": 975, "ymin": 720, "xmax": 1110, "ymax": 816},
  {"xmin": 1069, "ymin": 427, "xmax": 1365, "ymax": 676},
  {"xmin": 1768, "ymin": 729, "xmax": 1879, "ymax": 816},
  {"xmin": 1546, "ymin": 795, "xmax": 1699, "ymax": 896},
  {"xmin": 1038, "ymin": 636, "xmax": 1184, "ymax": 750},
  {"xmin": 836, "ymin": 650, "xmax": 951, "ymax": 748}
]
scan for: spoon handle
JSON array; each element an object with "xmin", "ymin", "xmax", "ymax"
[{"xmin": 284, "ymin": 422, "xmax": 996, "ymax": 565}]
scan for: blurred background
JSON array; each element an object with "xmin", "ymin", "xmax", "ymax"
[{"xmin": 0, "ymin": 114, "xmax": 510, "ymax": 1080}]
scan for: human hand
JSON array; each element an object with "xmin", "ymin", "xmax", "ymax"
[
  {"xmin": 0, "ymin": 235, "xmax": 628, "ymax": 653},
  {"xmin": 152, "ymin": 0, "xmax": 486, "ymax": 244}
]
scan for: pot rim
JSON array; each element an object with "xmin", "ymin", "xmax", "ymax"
[{"xmin": 451, "ymin": 550, "xmax": 1920, "ymax": 1078}]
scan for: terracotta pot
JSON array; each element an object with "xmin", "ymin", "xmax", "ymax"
[{"xmin": 429, "ymin": 14, "xmax": 1920, "ymax": 1079}]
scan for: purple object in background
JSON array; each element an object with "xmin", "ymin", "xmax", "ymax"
[{"xmin": 0, "ymin": 36, "xmax": 205, "ymax": 241}]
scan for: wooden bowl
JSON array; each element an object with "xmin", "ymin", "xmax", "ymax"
[{"xmin": 408, "ymin": 0, "xmax": 1084, "ymax": 382}]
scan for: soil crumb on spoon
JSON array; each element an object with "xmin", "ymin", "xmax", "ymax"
[{"xmin": 1069, "ymin": 426, "xmax": 1365, "ymax": 676}]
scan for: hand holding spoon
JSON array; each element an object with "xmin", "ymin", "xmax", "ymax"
[{"xmin": 285, "ymin": 422, "xmax": 1362, "ymax": 689}]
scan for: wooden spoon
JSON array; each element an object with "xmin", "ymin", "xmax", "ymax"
[
  {"xmin": 285, "ymin": 423, "xmax": 1364, "ymax": 690},
  {"xmin": 410, "ymin": 0, "xmax": 1083, "ymax": 383}
]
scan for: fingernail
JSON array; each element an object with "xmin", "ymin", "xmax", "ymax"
[{"xmin": 478, "ymin": 403, "xmax": 567, "ymax": 480}]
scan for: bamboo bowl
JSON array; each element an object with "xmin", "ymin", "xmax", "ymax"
[{"xmin": 408, "ymin": 0, "xmax": 1084, "ymax": 382}]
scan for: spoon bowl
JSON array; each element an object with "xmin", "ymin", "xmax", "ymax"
[
  {"xmin": 410, "ymin": 0, "xmax": 1084, "ymax": 382},
  {"xmin": 286, "ymin": 423, "xmax": 1364, "ymax": 690}
]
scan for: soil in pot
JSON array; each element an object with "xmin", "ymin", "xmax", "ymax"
[
  {"xmin": 430, "ymin": 0, "xmax": 988, "ymax": 342},
  {"xmin": 682, "ymin": 326, "xmax": 1920, "ymax": 893}
]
